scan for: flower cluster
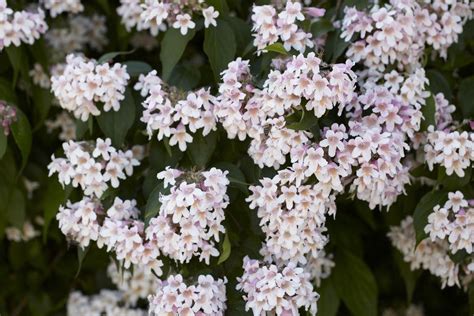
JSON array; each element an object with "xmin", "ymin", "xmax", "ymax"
[
  {"xmin": 48, "ymin": 139, "xmax": 140, "ymax": 198},
  {"xmin": 29, "ymin": 62, "xmax": 65, "ymax": 89},
  {"xmin": 45, "ymin": 15, "xmax": 108, "ymax": 58},
  {"xmin": 425, "ymin": 191, "xmax": 474, "ymax": 254},
  {"xmin": 42, "ymin": 0, "xmax": 84, "ymax": 17},
  {"xmin": 107, "ymin": 261, "xmax": 161, "ymax": 306},
  {"xmin": 51, "ymin": 54, "xmax": 130, "ymax": 121},
  {"xmin": 57, "ymin": 195, "xmax": 164, "ymax": 270},
  {"xmin": 423, "ymin": 127, "xmax": 474, "ymax": 177},
  {"xmin": 341, "ymin": 0, "xmax": 473, "ymax": 70},
  {"xmin": 236, "ymin": 256, "xmax": 318, "ymax": 315},
  {"xmin": 45, "ymin": 112, "xmax": 77, "ymax": 141},
  {"xmin": 5, "ymin": 220, "xmax": 40, "ymax": 242},
  {"xmin": 117, "ymin": 0, "xmax": 219, "ymax": 36},
  {"xmin": 306, "ymin": 250, "xmax": 335, "ymax": 287},
  {"xmin": 216, "ymin": 53, "xmax": 357, "ymax": 169},
  {"xmin": 135, "ymin": 70, "xmax": 217, "ymax": 151},
  {"xmin": 0, "ymin": 0, "xmax": 48, "ymax": 51},
  {"xmin": 148, "ymin": 274, "xmax": 227, "ymax": 315},
  {"xmin": 67, "ymin": 290, "xmax": 146, "ymax": 316},
  {"xmin": 0, "ymin": 100, "xmax": 17, "ymax": 135},
  {"xmin": 251, "ymin": 1, "xmax": 325, "ymax": 53},
  {"xmin": 146, "ymin": 167, "xmax": 229, "ymax": 264},
  {"xmin": 388, "ymin": 216, "xmax": 473, "ymax": 288},
  {"xmin": 247, "ymin": 169, "xmax": 331, "ymax": 265}
]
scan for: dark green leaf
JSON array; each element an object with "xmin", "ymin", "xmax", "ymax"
[
  {"xmin": 317, "ymin": 277, "xmax": 340, "ymax": 316},
  {"xmin": 0, "ymin": 129, "xmax": 7, "ymax": 159},
  {"xmin": 212, "ymin": 161, "xmax": 248, "ymax": 194},
  {"xmin": 160, "ymin": 28, "xmax": 196, "ymax": 81},
  {"xmin": 11, "ymin": 107, "xmax": 32, "ymax": 172},
  {"xmin": 420, "ymin": 94, "xmax": 436, "ymax": 131},
  {"xmin": 203, "ymin": 19, "xmax": 236, "ymax": 81},
  {"xmin": 5, "ymin": 188, "xmax": 25, "ymax": 228},
  {"xmin": 217, "ymin": 233, "xmax": 231, "ymax": 264},
  {"xmin": 426, "ymin": 70, "xmax": 452, "ymax": 100},
  {"xmin": 42, "ymin": 178, "xmax": 72, "ymax": 239},
  {"xmin": 324, "ymin": 30, "xmax": 350, "ymax": 63},
  {"xmin": 311, "ymin": 19, "xmax": 335, "ymax": 38},
  {"xmin": 393, "ymin": 250, "xmax": 419, "ymax": 302},
  {"xmin": 263, "ymin": 43, "xmax": 288, "ymax": 55},
  {"xmin": 458, "ymin": 76, "xmax": 474, "ymax": 118},
  {"xmin": 413, "ymin": 190, "xmax": 448, "ymax": 245},
  {"xmin": 98, "ymin": 50, "xmax": 135, "ymax": 64},
  {"xmin": 207, "ymin": 0, "xmax": 229, "ymax": 14},
  {"xmin": 32, "ymin": 85, "xmax": 53, "ymax": 130},
  {"xmin": 224, "ymin": 16, "xmax": 252, "ymax": 53},
  {"xmin": 124, "ymin": 61, "xmax": 153, "ymax": 77},
  {"xmin": 168, "ymin": 64, "xmax": 201, "ymax": 90},
  {"xmin": 469, "ymin": 282, "xmax": 474, "ymax": 315},
  {"xmin": 438, "ymin": 166, "xmax": 472, "ymax": 190},
  {"xmin": 6, "ymin": 45, "xmax": 29, "ymax": 86},
  {"xmin": 187, "ymin": 131, "xmax": 217, "ymax": 168},
  {"xmin": 76, "ymin": 246, "xmax": 89, "ymax": 277},
  {"xmin": 97, "ymin": 88, "xmax": 136, "ymax": 146},
  {"xmin": 287, "ymin": 107, "xmax": 318, "ymax": 131},
  {"xmin": 333, "ymin": 250, "xmax": 378, "ymax": 316},
  {"xmin": 144, "ymin": 182, "xmax": 170, "ymax": 225},
  {"xmin": 449, "ymin": 249, "xmax": 468, "ymax": 263},
  {"xmin": 0, "ymin": 77, "xmax": 18, "ymax": 104}
]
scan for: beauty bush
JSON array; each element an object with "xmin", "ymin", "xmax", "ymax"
[{"xmin": 0, "ymin": 0, "xmax": 473, "ymax": 315}]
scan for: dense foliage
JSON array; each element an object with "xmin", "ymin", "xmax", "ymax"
[{"xmin": 0, "ymin": 0, "xmax": 473, "ymax": 315}]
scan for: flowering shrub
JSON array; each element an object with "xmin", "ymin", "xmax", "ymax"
[{"xmin": 0, "ymin": 0, "xmax": 473, "ymax": 315}]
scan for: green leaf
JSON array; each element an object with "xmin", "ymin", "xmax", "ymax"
[
  {"xmin": 311, "ymin": 19, "xmax": 335, "ymax": 38},
  {"xmin": 97, "ymin": 88, "xmax": 136, "ymax": 146},
  {"xmin": 263, "ymin": 43, "xmax": 288, "ymax": 55},
  {"xmin": 187, "ymin": 131, "xmax": 217, "ymax": 168},
  {"xmin": 32, "ymin": 85, "xmax": 53, "ymax": 130},
  {"xmin": 5, "ymin": 188, "xmax": 25, "ymax": 228},
  {"xmin": 413, "ymin": 190, "xmax": 448, "ymax": 245},
  {"xmin": 420, "ymin": 94, "xmax": 436, "ymax": 131},
  {"xmin": 0, "ymin": 77, "xmax": 18, "ymax": 104},
  {"xmin": 333, "ymin": 250, "xmax": 378, "ymax": 316},
  {"xmin": 75, "ymin": 118, "xmax": 89, "ymax": 139},
  {"xmin": 0, "ymin": 129, "xmax": 7, "ymax": 159},
  {"xmin": 438, "ymin": 166, "xmax": 472, "ymax": 190},
  {"xmin": 144, "ymin": 182, "xmax": 170, "ymax": 225},
  {"xmin": 11, "ymin": 107, "xmax": 32, "ymax": 172},
  {"xmin": 469, "ymin": 282, "xmax": 474, "ymax": 315},
  {"xmin": 426, "ymin": 70, "xmax": 452, "ymax": 100},
  {"xmin": 96, "ymin": 0, "xmax": 111, "ymax": 14},
  {"xmin": 160, "ymin": 27, "xmax": 196, "ymax": 81},
  {"xmin": 124, "ymin": 61, "xmax": 153, "ymax": 77},
  {"xmin": 42, "ymin": 178, "xmax": 72, "ymax": 239},
  {"xmin": 6, "ymin": 45, "xmax": 29, "ymax": 86},
  {"xmin": 393, "ymin": 250, "xmax": 419, "ymax": 302},
  {"xmin": 286, "ymin": 107, "xmax": 318, "ymax": 131},
  {"xmin": 203, "ymin": 19, "xmax": 236, "ymax": 81},
  {"xmin": 317, "ymin": 277, "xmax": 340, "ymax": 316},
  {"xmin": 98, "ymin": 50, "xmax": 135, "ymax": 64},
  {"xmin": 206, "ymin": 0, "xmax": 229, "ymax": 14},
  {"xmin": 458, "ymin": 76, "xmax": 474, "ymax": 118},
  {"xmin": 212, "ymin": 161, "xmax": 248, "ymax": 194},
  {"xmin": 217, "ymin": 233, "xmax": 231, "ymax": 264},
  {"xmin": 324, "ymin": 30, "xmax": 350, "ymax": 63},
  {"xmin": 76, "ymin": 246, "xmax": 89, "ymax": 277},
  {"xmin": 224, "ymin": 16, "xmax": 252, "ymax": 54},
  {"xmin": 168, "ymin": 64, "xmax": 201, "ymax": 90}
]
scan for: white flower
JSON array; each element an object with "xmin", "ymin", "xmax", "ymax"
[
  {"xmin": 173, "ymin": 14, "xmax": 195, "ymax": 35},
  {"xmin": 202, "ymin": 6, "xmax": 219, "ymax": 28}
]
